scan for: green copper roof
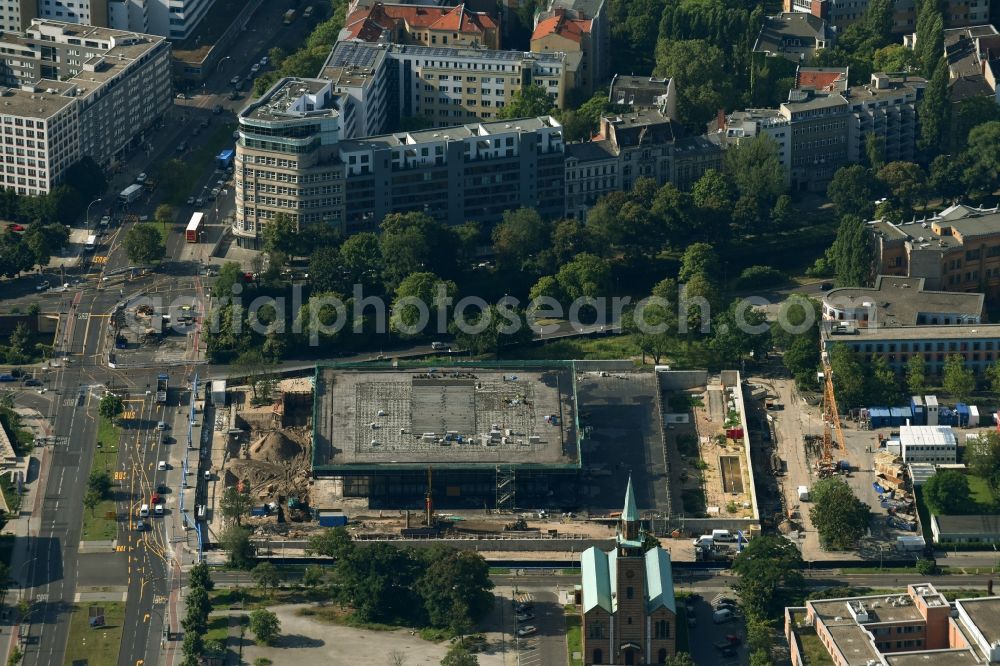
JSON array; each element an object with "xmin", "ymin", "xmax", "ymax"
[
  {"xmin": 623, "ymin": 475, "xmax": 639, "ymax": 522},
  {"xmin": 581, "ymin": 546, "xmax": 613, "ymax": 614},
  {"xmin": 644, "ymin": 547, "xmax": 677, "ymax": 614}
]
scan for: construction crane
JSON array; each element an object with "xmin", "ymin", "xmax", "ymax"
[{"xmin": 817, "ymin": 352, "xmax": 846, "ymax": 477}]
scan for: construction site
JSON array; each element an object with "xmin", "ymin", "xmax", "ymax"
[{"xmin": 312, "ymin": 363, "xmax": 582, "ymax": 509}]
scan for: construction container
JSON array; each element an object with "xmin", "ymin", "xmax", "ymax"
[
  {"xmin": 317, "ymin": 510, "xmax": 348, "ymax": 528},
  {"xmin": 896, "ymin": 535, "xmax": 926, "ymax": 551},
  {"xmin": 910, "ymin": 396, "xmax": 926, "ymax": 425},
  {"xmin": 211, "ymin": 380, "xmax": 226, "ymax": 406},
  {"xmin": 969, "ymin": 405, "xmax": 980, "ymax": 428},
  {"xmin": 956, "ymin": 403, "xmax": 970, "ymax": 428},
  {"xmin": 890, "ymin": 407, "xmax": 911, "ymax": 427},
  {"xmin": 925, "ymin": 395, "xmax": 939, "ymax": 425},
  {"xmin": 869, "ymin": 407, "xmax": 891, "ymax": 429},
  {"xmin": 938, "ymin": 408, "xmax": 957, "ymax": 427}
]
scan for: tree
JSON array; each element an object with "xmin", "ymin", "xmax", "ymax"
[
  {"xmin": 302, "ymin": 565, "xmax": 326, "ymax": 588},
  {"xmin": 872, "ymin": 44, "xmax": 918, "ymax": 73},
  {"xmin": 307, "ymin": 527, "xmax": 355, "ymax": 559},
  {"xmin": 231, "ymin": 350, "xmax": 271, "ymax": 403},
  {"xmin": 831, "ymin": 215, "xmax": 872, "ymax": 287},
  {"xmin": 961, "ymin": 121, "xmax": 1000, "ymax": 196},
  {"xmin": 337, "ymin": 542, "xmax": 423, "ymax": 623},
  {"xmin": 496, "ymin": 84, "xmax": 554, "ymax": 119},
  {"xmin": 24, "ymin": 223, "xmax": 69, "ymax": 269},
  {"xmin": 182, "ymin": 585, "xmax": 210, "ymax": 635},
  {"xmin": 219, "ymin": 486, "xmax": 252, "ymax": 526},
  {"xmin": 379, "ymin": 212, "xmax": 457, "ymax": 290},
  {"xmin": 87, "ymin": 470, "xmax": 112, "ymax": 500},
  {"xmin": 219, "ymin": 525, "xmax": 255, "ymax": 569},
  {"xmin": 123, "ymin": 224, "xmax": 165, "ymax": 264},
  {"xmin": 665, "ymin": 654, "xmax": 696, "ymax": 666},
  {"xmin": 555, "ymin": 252, "xmax": 611, "ymax": 301},
  {"xmin": 491, "ymin": 208, "xmax": 551, "ymax": 274},
  {"xmin": 83, "ymin": 488, "xmax": 101, "ymax": 516},
  {"xmin": 966, "ymin": 431, "xmax": 1000, "ymax": 497},
  {"xmin": 340, "ymin": 232, "xmax": 382, "ymax": 288},
  {"xmin": 63, "ymin": 156, "xmax": 107, "ymax": 199},
  {"xmin": 181, "ymin": 632, "xmax": 203, "ymax": 666},
  {"xmin": 923, "ymin": 469, "xmax": 972, "ymax": 514},
  {"xmin": 416, "ymin": 548, "xmax": 494, "ymax": 630},
  {"xmin": 950, "ymin": 96, "xmax": 1000, "ymax": 151},
  {"xmin": 678, "ymin": 243, "xmax": 720, "ymax": 284},
  {"xmin": 390, "ymin": 272, "xmax": 457, "ymax": 335},
  {"xmin": 249, "ymin": 608, "xmax": 280, "ymax": 646},
  {"xmin": 654, "ymin": 39, "xmax": 730, "ymax": 132},
  {"xmin": 98, "ymin": 393, "xmax": 124, "ymax": 421},
  {"xmin": 809, "ymin": 477, "xmax": 871, "ymax": 550},
  {"xmin": 907, "ymin": 354, "xmax": 927, "ymax": 395},
  {"xmin": 309, "ymin": 246, "xmax": 346, "ymax": 294},
  {"xmin": 915, "ymin": 0, "xmax": 944, "ymax": 75},
  {"xmin": 440, "ymin": 644, "xmax": 478, "ymax": 666},
  {"xmin": 732, "ymin": 535, "xmax": 804, "ymax": 619},
  {"xmin": 724, "ymin": 134, "xmax": 787, "ymax": 233},
  {"xmin": 262, "ymin": 213, "xmax": 299, "ymax": 265},
  {"xmin": 876, "ymin": 161, "xmax": 927, "ymax": 211},
  {"xmin": 942, "ymin": 354, "xmax": 974, "ymax": 401},
  {"xmin": 252, "ymin": 562, "xmax": 280, "ymax": 597},
  {"xmin": 866, "ymin": 355, "xmax": 901, "ymax": 406},
  {"xmin": 750, "ymin": 650, "xmax": 772, "ymax": 666},
  {"xmin": 154, "ymin": 204, "xmax": 175, "ymax": 226},
  {"xmin": 452, "ymin": 304, "xmax": 532, "ymax": 358},
  {"xmin": 188, "ymin": 561, "xmax": 215, "ymax": 592},
  {"xmin": 829, "ymin": 343, "xmax": 866, "ymax": 409},
  {"xmin": 918, "ymin": 57, "xmax": 950, "ymax": 154},
  {"xmin": 7, "ymin": 646, "xmax": 23, "ymax": 666}
]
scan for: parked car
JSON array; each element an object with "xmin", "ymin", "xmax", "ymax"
[
  {"xmin": 99, "ymin": 215, "xmax": 111, "ymax": 227},
  {"xmin": 139, "ymin": 504, "xmax": 150, "ymax": 518},
  {"xmin": 515, "ymin": 612, "xmax": 534, "ymax": 622},
  {"xmin": 200, "ymin": 118, "xmax": 210, "ymax": 129},
  {"xmin": 516, "ymin": 626, "xmax": 536, "ymax": 637},
  {"xmin": 175, "ymin": 92, "xmax": 186, "ymax": 100},
  {"xmin": 157, "ymin": 421, "xmax": 168, "ymax": 431},
  {"xmin": 6, "ymin": 223, "xmax": 25, "ymax": 232},
  {"xmin": 135, "ymin": 520, "xmax": 146, "ymax": 531},
  {"xmin": 230, "ymin": 75, "xmax": 240, "ymax": 85},
  {"xmin": 136, "ymin": 173, "xmax": 147, "ymax": 183},
  {"xmin": 186, "ymin": 196, "xmax": 195, "ymax": 205},
  {"xmin": 260, "ymin": 56, "xmax": 269, "ymax": 66},
  {"xmin": 251, "ymin": 63, "xmax": 261, "ymax": 73},
  {"xmin": 195, "ymin": 197, "xmax": 205, "ymax": 208},
  {"xmin": 713, "ymin": 597, "xmax": 738, "ymax": 608},
  {"xmin": 0, "ymin": 374, "xmax": 14, "ymax": 382},
  {"xmin": 35, "ymin": 280, "xmax": 50, "ymax": 291},
  {"xmin": 713, "ymin": 609, "xmax": 735, "ymax": 624},
  {"xmin": 154, "ymin": 504, "xmax": 164, "ymax": 516},
  {"xmin": 228, "ymin": 90, "xmax": 240, "ymax": 101},
  {"xmin": 24, "ymin": 379, "xmax": 41, "ymax": 387},
  {"xmin": 176, "ymin": 141, "xmax": 187, "ymax": 152}
]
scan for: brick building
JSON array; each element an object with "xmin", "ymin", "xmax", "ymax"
[{"xmin": 581, "ymin": 479, "xmax": 677, "ymax": 665}]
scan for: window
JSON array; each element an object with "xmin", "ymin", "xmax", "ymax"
[
  {"xmin": 655, "ymin": 619, "xmax": 670, "ymax": 638},
  {"xmin": 626, "ymin": 587, "xmax": 634, "ymax": 600},
  {"xmin": 657, "ymin": 649, "xmax": 668, "ymax": 664},
  {"xmin": 593, "ymin": 649, "xmax": 603, "ymax": 664}
]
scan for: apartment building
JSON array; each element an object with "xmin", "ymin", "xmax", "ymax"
[
  {"xmin": 234, "ymin": 78, "xmax": 350, "ymax": 248},
  {"xmin": 753, "ymin": 12, "xmax": 836, "ymax": 63},
  {"xmin": 786, "ymin": 585, "xmax": 1000, "ymax": 666},
  {"xmin": 737, "ymin": 68, "xmax": 925, "ymax": 191},
  {"xmin": 323, "ymin": 40, "xmax": 573, "ymax": 132},
  {"xmin": 234, "ymin": 76, "xmax": 566, "ymax": 245},
  {"xmin": 0, "ymin": 0, "xmax": 37, "ymax": 32},
  {"xmin": 0, "ymin": 20, "xmax": 171, "ymax": 194},
  {"xmin": 34, "ymin": 0, "xmax": 108, "ymax": 26},
  {"xmin": 871, "ymin": 203, "xmax": 1000, "ymax": 298},
  {"xmin": 784, "ymin": 0, "xmax": 989, "ymax": 34},
  {"xmin": 934, "ymin": 24, "xmax": 1000, "ymax": 102},
  {"xmin": 531, "ymin": 0, "xmax": 607, "ymax": 95},
  {"xmin": 338, "ymin": 114, "xmax": 565, "ymax": 231},
  {"xmin": 341, "ymin": 1, "xmax": 501, "ymax": 49},
  {"xmin": 564, "ymin": 108, "xmax": 723, "ymax": 219}
]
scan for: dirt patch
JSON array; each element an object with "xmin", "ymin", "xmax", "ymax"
[{"xmin": 250, "ymin": 430, "xmax": 304, "ymax": 463}]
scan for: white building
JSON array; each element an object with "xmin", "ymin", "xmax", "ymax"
[
  {"xmin": 0, "ymin": 20, "xmax": 171, "ymax": 194},
  {"xmin": 0, "ymin": 0, "xmax": 35, "ymax": 32},
  {"xmin": 720, "ymin": 108, "xmax": 791, "ymax": 178},
  {"xmin": 899, "ymin": 425, "xmax": 958, "ymax": 464},
  {"xmin": 35, "ymin": 0, "xmax": 107, "ymax": 26}
]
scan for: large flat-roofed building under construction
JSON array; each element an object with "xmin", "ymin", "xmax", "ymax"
[{"xmin": 312, "ymin": 363, "xmax": 581, "ymax": 508}]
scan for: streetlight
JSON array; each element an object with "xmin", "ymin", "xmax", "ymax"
[
  {"xmin": 216, "ymin": 56, "xmax": 231, "ymax": 76},
  {"xmin": 86, "ymin": 197, "xmax": 104, "ymax": 231}
]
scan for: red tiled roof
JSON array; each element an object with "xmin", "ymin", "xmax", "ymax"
[
  {"xmin": 346, "ymin": 2, "xmax": 497, "ymax": 38},
  {"xmin": 531, "ymin": 13, "xmax": 591, "ymax": 43},
  {"xmin": 795, "ymin": 69, "xmax": 845, "ymax": 92}
]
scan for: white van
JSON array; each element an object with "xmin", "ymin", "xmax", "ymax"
[
  {"xmin": 139, "ymin": 504, "xmax": 150, "ymax": 518},
  {"xmin": 431, "ymin": 341, "xmax": 448, "ymax": 350}
]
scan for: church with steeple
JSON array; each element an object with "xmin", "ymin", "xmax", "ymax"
[{"xmin": 580, "ymin": 477, "xmax": 677, "ymax": 665}]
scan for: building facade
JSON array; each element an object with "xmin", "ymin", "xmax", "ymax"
[
  {"xmin": 784, "ymin": 0, "xmax": 990, "ymax": 34},
  {"xmin": 0, "ymin": 20, "xmax": 171, "ymax": 194},
  {"xmin": 341, "ymin": 1, "xmax": 500, "ymax": 49},
  {"xmin": 0, "ymin": 0, "xmax": 36, "ymax": 32},
  {"xmin": 234, "ymin": 76, "xmax": 566, "ymax": 245},
  {"xmin": 786, "ymin": 584, "xmax": 1000, "ymax": 666},
  {"xmin": 581, "ymin": 479, "xmax": 677, "ymax": 666},
  {"xmin": 753, "ymin": 12, "xmax": 835, "ymax": 63},
  {"xmin": 871, "ymin": 203, "xmax": 1000, "ymax": 299},
  {"xmin": 531, "ymin": 0, "xmax": 607, "ymax": 95},
  {"xmin": 324, "ymin": 40, "xmax": 573, "ymax": 132},
  {"xmin": 898, "ymin": 425, "xmax": 958, "ymax": 463}
]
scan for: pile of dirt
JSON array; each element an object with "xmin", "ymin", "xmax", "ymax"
[{"xmin": 250, "ymin": 431, "xmax": 303, "ymax": 463}]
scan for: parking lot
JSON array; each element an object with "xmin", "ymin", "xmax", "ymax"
[
  {"xmin": 509, "ymin": 588, "xmax": 566, "ymax": 666},
  {"xmin": 685, "ymin": 594, "xmax": 746, "ymax": 666}
]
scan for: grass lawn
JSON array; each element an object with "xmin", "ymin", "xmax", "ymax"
[
  {"xmin": 81, "ymin": 417, "xmax": 121, "ymax": 542},
  {"xmin": 967, "ymin": 475, "xmax": 994, "ymax": 509},
  {"xmin": 565, "ymin": 608, "xmax": 583, "ymax": 666},
  {"xmin": 204, "ymin": 614, "xmax": 231, "ymax": 643},
  {"xmin": 506, "ymin": 335, "xmax": 641, "ymax": 361},
  {"xmin": 0, "ymin": 474, "xmax": 21, "ymax": 514},
  {"xmin": 796, "ymin": 627, "xmax": 834, "ymax": 665},
  {"xmin": 63, "ymin": 601, "xmax": 125, "ymax": 666}
]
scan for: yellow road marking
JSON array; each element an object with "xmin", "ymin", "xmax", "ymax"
[{"xmin": 93, "ymin": 256, "xmax": 108, "ymax": 264}]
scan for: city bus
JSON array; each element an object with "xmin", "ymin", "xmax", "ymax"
[{"xmin": 185, "ymin": 212, "xmax": 204, "ymax": 243}]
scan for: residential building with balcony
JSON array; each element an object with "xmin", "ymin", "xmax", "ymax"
[
  {"xmin": 0, "ymin": 20, "xmax": 171, "ymax": 194},
  {"xmin": 785, "ymin": 584, "xmax": 1000, "ymax": 666},
  {"xmin": 323, "ymin": 40, "xmax": 574, "ymax": 132},
  {"xmin": 784, "ymin": 0, "xmax": 989, "ymax": 34}
]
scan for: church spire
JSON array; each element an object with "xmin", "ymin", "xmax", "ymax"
[{"xmin": 620, "ymin": 475, "xmax": 640, "ymax": 543}]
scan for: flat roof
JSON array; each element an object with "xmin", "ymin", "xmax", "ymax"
[
  {"xmin": 884, "ymin": 650, "xmax": 981, "ymax": 665},
  {"xmin": 338, "ymin": 114, "xmax": 560, "ymax": 150},
  {"xmin": 822, "ymin": 276, "xmax": 984, "ymax": 326},
  {"xmin": 899, "ymin": 425, "xmax": 957, "ymax": 448},
  {"xmin": 824, "ymin": 625, "xmax": 881, "ymax": 665},
  {"xmin": 871, "ymin": 204, "xmax": 1000, "ymax": 248},
  {"xmin": 313, "ymin": 364, "xmax": 580, "ymax": 470},
  {"xmin": 958, "ymin": 596, "xmax": 1000, "ymax": 647},
  {"xmin": 242, "ymin": 78, "xmax": 340, "ymax": 122},
  {"xmin": 0, "ymin": 86, "xmax": 76, "ymax": 119},
  {"xmin": 811, "ymin": 595, "xmax": 926, "ymax": 627},
  {"xmin": 823, "ymin": 322, "xmax": 1000, "ymax": 342},
  {"xmin": 935, "ymin": 514, "xmax": 1000, "ymax": 535}
]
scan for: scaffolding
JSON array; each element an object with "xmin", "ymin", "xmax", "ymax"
[{"xmin": 496, "ymin": 465, "xmax": 516, "ymax": 512}]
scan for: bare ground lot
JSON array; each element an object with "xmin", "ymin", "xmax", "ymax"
[{"xmin": 242, "ymin": 604, "xmax": 509, "ymax": 666}]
